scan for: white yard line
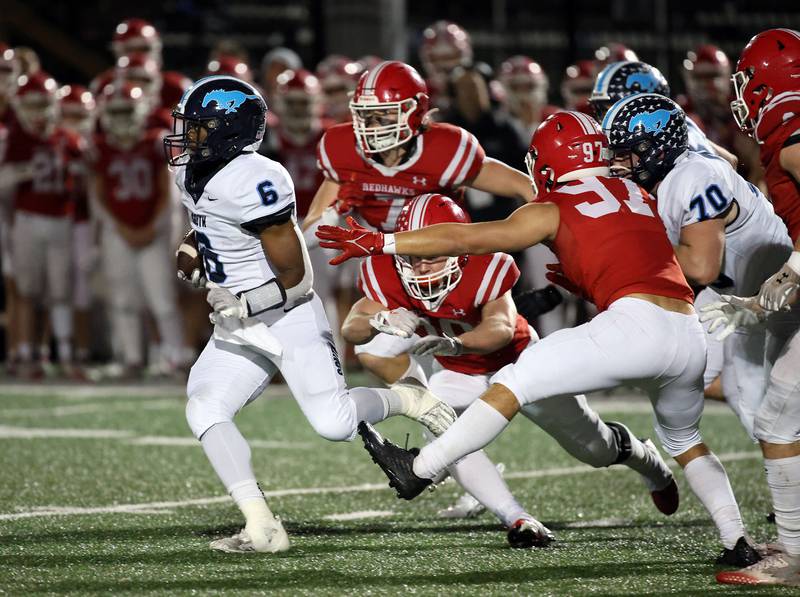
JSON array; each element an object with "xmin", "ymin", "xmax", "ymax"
[
  {"xmin": 0, "ymin": 450, "xmax": 761, "ymax": 522},
  {"xmin": 323, "ymin": 510, "xmax": 395, "ymax": 521},
  {"xmin": 0, "ymin": 399, "xmax": 180, "ymax": 418},
  {"xmin": 0, "ymin": 425, "xmax": 311, "ymax": 449}
]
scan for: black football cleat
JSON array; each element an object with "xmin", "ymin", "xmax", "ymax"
[
  {"xmin": 716, "ymin": 537, "xmax": 763, "ymax": 568},
  {"xmin": 357, "ymin": 421, "xmax": 431, "ymax": 500},
  {"xmin": 507, "ymin": 518, "xmax": 555, "ymax": 549}
]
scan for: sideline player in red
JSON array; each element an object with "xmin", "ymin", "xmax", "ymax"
[
  {"xmin": 705, "ymin": 28, "xmax": 800, "ymax": 587},
  {"xmin": 5, "ymin": 72, "xmax": 84, "ymax": 377},
  {"xmin": 89, "ymin": 82, "xmax": 184, "ymax": 377},
  {"xmin": 342, "ymin": 193, "xmax": 679, "ymax": 547},
  {"xmin": 319, "ymin": 111, "xmax": 760, "ymax": 565}
]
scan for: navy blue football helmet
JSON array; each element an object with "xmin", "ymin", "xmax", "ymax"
[
  {"xmin": 589, "ymin": 61, "xmax": 671, "ymax": 120},
  {"xmin": 601, "ymin": 93, "xmax": 688, "ymax": 191},
  {"xmin": 164, "ymin": 75, "xmax": 267, "ymax": 166}
]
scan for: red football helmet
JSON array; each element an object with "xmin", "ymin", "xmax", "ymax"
[
  {"xmin": 349, "ymin": 61, "xmax": 430, "ymax": 154},
  {"xmin": 525, "ymin": 111, "xmax": 611, "ymax": 196},
  {"xmin": 683, "ymin": 44, "xmax": 731, "ymax": 106},
  {"xmin": 112, "ymin": 18, "xmax": 162, "ymax": 61},
  {"xmin": 275, "ymin": 68, "xmax": 321, "ymax": 141},
  {"xmin": 394, "ymin": 193, "xmax": 470, "ymax": 305},
  {"xmin": 499, "ymin": 55, "xmax": 549, "ymax": 116},
  {"xmin": 594, "ymin": 43, "xmax": 639, "ymax": 65},
  {"xmin": 0, "ymin": 44, "xmax": 20, "ymax": 100},
  {"xmin": 419, "ymin": 21, "xmax": 473, "ymax": 83},
  {"xmin": 116, "ymin": 52, "xmax": 162, "ymax": 103},
  {"xmin": 99, "ymin": 81, "xmax": 149, "ymax": 147},
  {"xmin": 561, "ymin": 60, "xmax": 598, "ymax": 112},
  {"xmin": 731, "ymin": 28, "xmax": 800, "ymax": 134},
  {"xmin": 58, "ymin": 84, "xmax": 95, "ymax": 136},
  {"xmin": 206, "ymin": 55, "xmax": 252, "ymax": 82},
  {"xmin": 13, "ymin": 71, "xmax": 59, "ymax": 137},
  {"xmin": 316, "ymin": 54, "xmax": 363, "ymax": 122}
]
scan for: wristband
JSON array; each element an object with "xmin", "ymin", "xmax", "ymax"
[
  {"xmin": 383, "ymin": 233, "xmax": 396, "ymax": 255},
  {"xmin": 240, "ymin": 279, "xmax": 286, "ymax": 316},
  {"xmin": 787, "ymin": 251, "xmax": 800, "ymax": 275}
]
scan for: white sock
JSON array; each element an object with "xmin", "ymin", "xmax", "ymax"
[
  {"xmin": 18, "ymin": 342, "xmax": 32, "ymax": 363},
  {"xmin": 200, "ymin": 422, "xmax": 256, "ymax": 491},
  {"xmin": 229, "ymin": 480, "xmax": 275, "ymax": 525},
  {"xmin": 57, "ymin": 339, "xmax": 72, "ymax": 365},
  {"xmin": 448, "ymin": 450, "xmax": 526, "ymax": 526},
  {"xmin": 413, "ymin": 399, "xmax": 510, "ymax": 480},
  {"xmin": 349, "ymin": 387, "xmax": 392, "ymax": 423},
  {"xmin": 764, "ymin": 453, "xmax": 800, "ymax": 557},
  {"xmin": 682, "ymin": 454, "xmax": 745, "ymax": 549}
]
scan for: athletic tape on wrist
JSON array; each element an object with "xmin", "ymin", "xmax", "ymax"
[
  {"xmin": 240, "ymin": 279, "xmax": 286, "ymax": 316},
  {"xmin": 787, "ymin": 251, "xmax": 800, "ymax": 275},
  {"xmin": 383, "ymin": 233, "xmax": 396, "ymax": 255}
]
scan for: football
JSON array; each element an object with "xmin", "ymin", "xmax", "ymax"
[{"xmin": 176, "ymin": 229, "xmax": 205, "ymax": 285}]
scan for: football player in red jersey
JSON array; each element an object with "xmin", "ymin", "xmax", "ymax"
[
  {"xmin": 5, "ymin": 72, "xmax": 84, "ymax": 377},
  {"xmin": 315, "ymin": 54, "xmax": 362, "ymax": 124},
  {"xmin": 319, "ymin": 111, "xmax": 759, "ymax": 566},
  {"xmin": 89, "ymin": 82, "xmax": 184, "ymax": 377},
  {"xmin": 561, "ymin": 60, "xmax": 598, "ymax": 115},
  {"xmin": 705, "ymin": 28, "xmax": 800, "ymax": 587},
  {"xmin": 498, "ymin": 55, "xmax": 560, "ymax": 140},
  {"xmin": 419, "ymin": 20, "xmax": 473, "ymax": 113},
  {"xmin": 58, "ymin": 84, "xmax": 96, "ymax": 369},
  {"xmin": 0, "ymin": 44, "xmax": 19, "ymax": 125},
  {"xmin": 342, "ymin": 193, "xmax": 678, "ymax": 546}
]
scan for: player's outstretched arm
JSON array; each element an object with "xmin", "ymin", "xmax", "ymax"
[
  {"xmin": 673, "ymin": 218, "xmax": 725, "ymax": 287},
  {"xmin": 316, "ymin": 202, "xmax": 558, "ymax": 264},
  {"xmin": 456, "ymin": 292, "xmax": 516, "ymax": 355},
  {"xmin": 467, "ymin": 157, "xmax": 536, "ymax": 203},
  {"xmin": 341, "ymin": 297, "xmax": 387, "ymax": 344},
  {"xmin": 302, "ymin": 178, "xmax": 341, "ymax": 231}
]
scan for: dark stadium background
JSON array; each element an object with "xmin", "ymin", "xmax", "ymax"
[{"xmin": 2, "ymin": 0, "xmax": 798, "ymax": 101}]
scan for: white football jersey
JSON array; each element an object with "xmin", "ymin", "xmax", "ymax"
[
  {"xmin": 685, "ymin": 115, "xmax": 715, "ymax": 156},
  {"xmin": 657, "ymin": 150, "xmax": 793, "ymax": 294},
  {"xmin": 176, "ymin": 152, "xmax": 296, "ymax": 295}
]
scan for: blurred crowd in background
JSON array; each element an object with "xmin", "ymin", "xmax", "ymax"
[{"xmin": 0, "ymin": 5, "xmax": 781, "ymax": 381}]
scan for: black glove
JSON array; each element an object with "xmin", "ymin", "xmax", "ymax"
[{"xmin": 513, "ymin": 285, "xmax": 563, "ymax": 322}]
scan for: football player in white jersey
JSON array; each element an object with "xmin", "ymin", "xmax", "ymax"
[
  {"xmin": 602, "ymin": 94, "xmax": 797, "ymax": 439},
  {"xmin": 164, "ymin": 76, "xmax": 457, "ymax": 554}
]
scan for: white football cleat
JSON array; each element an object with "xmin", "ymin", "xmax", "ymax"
[
  {"xmin": 210, "ymin": 517, "xmax": 290, "ymax": 554},
  {"xmin": 390, "ymin": 379, "xmax": 456, "ymax": 436},
  {"xmin": 716, "ymin": 552, "xmax": 800, "ymax": 587}
]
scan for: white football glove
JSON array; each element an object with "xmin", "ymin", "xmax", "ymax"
[
  {"xmin": 207, "ymin": 283, "xmax": 248, "ymax": 323},
  {"xmin": 756, "ymin": 252, "xmax": 800, "ymax": 312},
  {"xmin": 369, "ymin": 308, "xmax": 421, "ymax": 338},
  {"xmin": 699, "ymin": 294, "xmax": 767, "ymax": 341},
  {"xmin": 410, "ymin": 335, "xmax": 464, "ymax": 357}
]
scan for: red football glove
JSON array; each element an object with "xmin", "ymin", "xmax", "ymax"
[
  {"xmin": 334, "ymin": 183, "xmax": 366, "ymax": 215},
  {"xmin": 545, "ymin": 263, "xmax": 585, "ymax": 298},
  {"xmin": 316, "ymin": 216, "xmax": 385, "ymax": 265}
]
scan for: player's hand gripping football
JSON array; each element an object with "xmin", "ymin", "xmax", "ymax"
[
  {"xmin": 755, "ymin": 253, "xmax": 800, "ymax": 312},
  {"xmin": 316, "ymin": 216, "xmax": 385, "ymax": 265},
  {"xmin": 699, "ymin": 294, "xmax": 767, "ymax": 341},
  {"xmin": 370, "ymin": 308, "xmax": 421, "ymax": 338}
]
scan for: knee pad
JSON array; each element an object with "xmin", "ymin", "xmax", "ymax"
[
  {"xmin": 653, "ymin": 423, "xmax": 703, "ymax": 458},
  {"xmin": 303, "ymin": 392, "xmax": 358, "ymax": 442},
  {"xmin": 754, "ymin": 377, "xmax": 800, "ymax": 444},
  {"xmin": 185, "ymin": 392, "xmax": 235, "ymax": 440}
]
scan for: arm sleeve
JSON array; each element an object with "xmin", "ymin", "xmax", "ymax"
[{"xmin": 239, "ymin": 162, "xmax": 297, "ymax": 235}]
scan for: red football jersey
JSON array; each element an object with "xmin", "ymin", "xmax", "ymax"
[
  {"xmin": 759, "ymin": 109, "xmax": 800, "ymax": 243},
  {"xmin": 5, "ymin": 124, "xmax": 83, "ymax": 217},
  {"xmin": 90, "ymin": 128, "xmax": 166, "ymax": 228},
  {"xmin": 276, "ymin": 128, "xmax": 325, "ymax": 218},
  {"xmin": 317, "ymin": 122, "xmax": 485, "ymax": 231},
  {"xmin": 543, "ymin": 176, "xmax": 693, "ymax": 311},
  {"xmin": 359, "ymin": 252, "xmax": 531, "ymax": 375}
]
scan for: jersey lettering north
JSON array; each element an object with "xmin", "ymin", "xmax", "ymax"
[
  {"xmin": 4, "ymin": 124, "xmax": 84, "ymax": 217},
  {"xmin": 758, "ymin": 98, "xmax": 800, "ymax": 243},
  {"xmin": 359, "ymin": 252, "xmax": 531, "ymax": 374},
  {"xmin": 176, "ymin": 152, "xmax": 296, "ymax": 295},
  {"xmin": 544, "ymin": 176, "xmax": 694, "ymax": 311},
  {"xmin": 656, "ymin": 150, "xmax": 793, "ymax": 295},
  {"xmin": 91, "ymin": 129, "xmax": 166, "ymax": 228},
  {"xmin": 317, "ymin": 122, "xmax": 485, "ymax": 231}
]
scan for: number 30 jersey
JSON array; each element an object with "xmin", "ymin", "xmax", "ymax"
[
  {"xmin": 358, "ymin": 252, "xmax": 531, "ymax": 374},
  {"xmin": 176, "ymin": 152, "xmax": 297, "ymax": 295},
  {"xmin": 656, "ymin": 150, "xmax": 793, "ymax": 295},
  {"xmin": 543, "ymin": 176, "xmax": 693, "ymax": 311}
]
